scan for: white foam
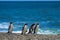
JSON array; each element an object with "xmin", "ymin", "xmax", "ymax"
[
  {"xmin": 12, "ymin": 31, "xmax": 22, "ymax": 33},
  {"xmin": 0, "ymin": 22, "xmax": 9, "ymax": 29},
  {"xmin": 37, "ymin": 28, "xmax": 57, "ymax": 34},
  {"xmin": 0, "ymin": 30, "xmax": 8, "ymax": 33},
  {"xmin": 0, "ymin": 28, "xmax": 59, "ymax": 35}
]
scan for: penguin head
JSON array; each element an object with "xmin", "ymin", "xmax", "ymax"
[
  {"xmin": 25, "ymin": 24, "xmax": 28, "ymax": 25},
  {"xmin": 31, "ymin": 24, "xmax": 35, "ymax": 27},
  {"xmin": 36, "ymin": 23, "xmax": 39, "ymax": 27},
  {"xmin": 10, "ymin": 22, "xmax": 13, "ymax": 24},
  {"xmin": 31, "ymin": 24, "xmax": 35, "ymax": 29},
  {"xmin": 24, "ymin": 23, "xmax": 28, "ymax": 28}
]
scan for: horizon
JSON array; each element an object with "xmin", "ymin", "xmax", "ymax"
[{"xmin": 0, "ymin": 0, "xmax": 60, "ymax": 1}]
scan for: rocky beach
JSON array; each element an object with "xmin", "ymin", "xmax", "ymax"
[{"xmin": 0, "ymin": 33, "xmax": 60, "ymax": 40}]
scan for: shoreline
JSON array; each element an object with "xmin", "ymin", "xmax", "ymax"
[{"xmin": 0, "ymin": 33, "xmax": 60, "ymax": 40}]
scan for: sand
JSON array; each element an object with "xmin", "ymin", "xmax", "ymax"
[{"xmin": 0, "ymin": 33, "xmax": 60, "ymax": 40}]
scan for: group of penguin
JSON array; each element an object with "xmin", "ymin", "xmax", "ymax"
[{"xmin": 8, "ymin": 22, "xmax": 39, "ymax": 35}]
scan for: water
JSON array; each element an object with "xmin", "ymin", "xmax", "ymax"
[{"xmin": 0, "ymin": 1, "xmax": 60, "ymax": 34}]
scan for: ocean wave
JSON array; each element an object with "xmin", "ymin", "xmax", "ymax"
[
  {"xmin": 0, "ymin": 28, "xmax": 59, "ymax": 35},
  {"xmin": 37, "ymin": 29, "xmax": 57, "ymax": 34},
  {"xmin": 0, "ymin": 22, "xmax": 60, "ymax": 34},
  {"xmin": 0, "ymin": 22, "xmax": 9, "ymax": 29}
]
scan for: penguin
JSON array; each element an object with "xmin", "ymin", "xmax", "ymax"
[
  {"xmin": 34, "ymin": 23, "xmax": 39, "ymax": 34},
  {"xmin": 28, "ymin": 24, "xmax": 35, "ymax": 34},
  {"xmin": 21, "ymin": 23, "xmax": 27, "ymax": 35},
  {"xmin": 8, "ymin": 22, "xmax": 13, "ymax": 33}
]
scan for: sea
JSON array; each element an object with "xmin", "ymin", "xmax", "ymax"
[{"xmin": 0, "ymin": 1, "xmax": 60, "ymax": 34}]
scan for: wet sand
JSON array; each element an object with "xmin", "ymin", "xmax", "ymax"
[{"xmin": 0, "ymin": 33, "xmax": 60, "ymax": 40}]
